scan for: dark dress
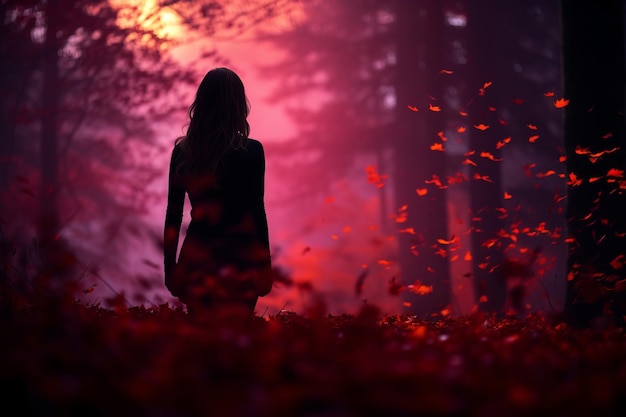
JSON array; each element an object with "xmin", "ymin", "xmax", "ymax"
[{"xmin": 163, "ymin": 138, "xmax": 272, "ymax": 314}]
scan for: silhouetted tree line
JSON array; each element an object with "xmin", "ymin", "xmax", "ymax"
[{"xmin": 258, "ymin": 0, "xmax": 625, "ymax": 326}]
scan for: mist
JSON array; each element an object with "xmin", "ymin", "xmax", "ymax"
[{"xmin": 3, "ymin": 0, "xmax": 619, "ymax": 319}]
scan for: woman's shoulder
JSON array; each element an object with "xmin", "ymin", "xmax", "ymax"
[
  {"xmin": 246, "ymin": 138, "xmax": 265, "ymax": 155},
  {"xmin": 246, "ymin": 138, "xmax": 263, "ymax": 148}
]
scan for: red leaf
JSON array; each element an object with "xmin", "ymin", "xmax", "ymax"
[
  {"xmin": 553, "ymin": 98, "xmax": 569, "ymax": 108},
  {"xmin": 429, "ymin": 103, "xmax": 441, "ymax": 112}
]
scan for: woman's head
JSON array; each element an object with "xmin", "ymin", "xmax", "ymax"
[{"xmin": 179, "ymin": 68, "xmax": 250, "ymax": 172}]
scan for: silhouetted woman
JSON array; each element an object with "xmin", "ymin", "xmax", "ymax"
[{"xmin": 164, "ymin": 68, "xmax": 272, "ymax": 316}]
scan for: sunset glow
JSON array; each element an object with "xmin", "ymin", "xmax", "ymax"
[{"xmin": 110, "ymin": 0, "xmax": 183, "ymax": 44}]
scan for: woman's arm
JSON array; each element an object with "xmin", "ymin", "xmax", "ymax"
[
  {"xmin": 164, "ymin": 147, "xmax": 184, "ymax": 283},
  {"xmin": 251, "ymin": 140, "xmax": 272, "ymax": 296},
  {"xmin": 253, "ymin": 142, "xmax": 270, "ymax": 250}
]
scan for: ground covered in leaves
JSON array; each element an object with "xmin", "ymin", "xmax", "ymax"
[{"xmin": 1, "ymin": 300, "xmax": 625, "ymax": 417}]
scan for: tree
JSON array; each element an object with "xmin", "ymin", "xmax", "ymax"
[
  {"xmin": 561, "ymin": 0, "xmax": 626, "ymax": 326},
  {"xmin": 255, "ymin": 0, "xmax": 453, "ymax": 315},
  {"xmin": 391, "ymin": 0, "xmax": 450, "ymax": 316},
  {"xmin": 257, "ymin": 0, "xmax": 568, "ymax": 316},
  {"xmin": 0, "ymin": 0, "xmax": 292, "ymax": 306}
]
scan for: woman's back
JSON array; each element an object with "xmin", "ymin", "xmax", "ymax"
[{"xmin": 163, "ymin": 68, "xmax": 271, "ymax": 316}]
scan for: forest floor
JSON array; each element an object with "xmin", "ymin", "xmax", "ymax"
[{"xmin": 1, "ymin": 297, "xmax": 625, "ymax": 417}]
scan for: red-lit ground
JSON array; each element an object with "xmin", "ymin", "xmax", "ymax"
[{"xmin": 1, "ymin": 299, "xmax": 625, "ymax": 416}]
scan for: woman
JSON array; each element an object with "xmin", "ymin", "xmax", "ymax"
[{"xmin": 163, "ymin": 68, "xmax": 272, "ymax": 315}]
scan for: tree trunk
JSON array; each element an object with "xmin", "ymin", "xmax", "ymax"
[
  {"xmin": 465, "ymin": 0, "xmax": 507, "ymax": 313},
  {"xmin": 561, "ymin": 0, "xmax": 626, "ymax": 326},
  {"xmin": 393, "ymin": 0, "xmax": 450, "ymax": 317},
  {"xmin": 40, "ymin": 1, "xmax": 60, "ymax": 245}
]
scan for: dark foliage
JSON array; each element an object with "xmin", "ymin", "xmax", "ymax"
[{"xmin": 1, "ymin": 297, "xmax": 625, "ymax": 417}]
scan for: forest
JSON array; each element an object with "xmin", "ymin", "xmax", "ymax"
[{"xmin": 1, "ymin": 0, "xmax": 626, "ymax": 415}]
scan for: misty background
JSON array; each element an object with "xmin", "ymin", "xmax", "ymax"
[{"xmin": 1, "ymin": 0, "xmax": 574, "ymax": 316}]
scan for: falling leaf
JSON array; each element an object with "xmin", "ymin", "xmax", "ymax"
[
  {"xmin": 429, "ymin": 103, "xmax": 441, "ymax": 112},
  {"xmin": 478, "ymin": 295, "xmax": 488, "ymax": 303},
  {"xmin": 511, "ymin": 98, "xmax": 524, "ymax": 105},
  {"xmin": 526, "ymin": 124, "xmax": 538, "ymax": 130},
  {"xmin": 398, "ymin": 227, "xmax": 416, "ymax": 235},
  {"xmin": 603, "ymin": 132, "xmax": 613, "ymax": 139},
  {"xmin": 575, "ymin": 146, "xmax": 591, "ymax": 155},
  {"xmin": 496, "ymin": 137, "xmax": 512, "ymax": 149},
  {"xmin": 482, "ymin": 239, "xmax": 498, "ymax": 248},
  {"xmin": 447, "ymin": 172, "xmax": 467, "ymax": 185},
  {"xmin": 504, "ymin": 192, "xmax": 513, "ymax": 200},
  {"xmin": 392, "ymin": 205, "xmax": 409, "ymax": 223},
  {"xmin": 343, "ymin": 226, "xmax": 351, "ymax": 233},
  {"xmin": 567, "ymin": 172, "xmax": 582, "ymax": 187},
  {"xmin": 414, "ymin": 284, "xmax": 433, "ymax": 295},
  {"xmin": 425, "ymin": 175, "xmax": 446, "ymax": 189},
  {"xmin": 544, "ymin": 91, "xmax": 555, "ymax": 97},
  {"xmin": 437, "ymin": 131, "xmax": 448, "ymax": 142},
  {"xmin": 437, "ymin": 236, "xmax": 459, "ymax": 245},
  {"xmin": 559, "ymin": 155, "xmax": 567, "ymax": 163},
  {"xmin": 462, "ymin": 158, "xmax": 477, "ymax": 166},
  {"xmin": 592, "ymin": 147, "xmax": 620, "ymax": 157},
  {"xmin": 553, "ymin": 98, "xmax": 570, "ymax": 108},
  {"xmin": 457, "ymin": 126, "xmax": 467, "ymax": 133},
  {"xmin": 607, "ymin": 168, "xmax": 624, "ymax": 178},
  {"xmin": 439, "ymin": 69, "xmax": 454, "ymax": 74},
  {"xmin": 528, "ymin": 135, "xmax": 540, "ymax": 143},
  {"xmin": 480, "ymin": 151, "xmax": 503, "ymax": 162},
  {"xmin": 430, "ymin": 142, "xmax": 444, "ymax": 151},
  {"xmin": 366, "ymin": 165, "xmax": 387, "ymax": 188},
  {"xmin": 474, "ymin": 123, "xmax": 490, "ymax": 131},
  {"xmin": 479, "ymin": 81, "xmax": 493, "ymax": 96},
  {"xmin": 611, "ymin": 255, "xmax": 625, "ymax": 270},
  {"xmin": 378, "ymin": 259, "xmax": 393, "ymax": 268},
  {"xmin": 416, "ymin": 188, "xmax": 428, "ymax": 196},
  {"xmin": 536, "ymin": 170, "xmax": 556, "ymax": 178},
  {"xmin": 464, "ymin": 251, "xmax": 472, "ymax": 261},
  {"xmin": 407, "ymin": 105, "xmax": 418, "ymax": 112},
  {"xmin": 459, "ymin": 111, "xmax": 469, "ymax": 117},
  {"xmin": 473, "ymin": 173, "xmax": 493, "ymax": 183}
]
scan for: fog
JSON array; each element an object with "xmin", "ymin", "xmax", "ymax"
[{"xmin": 1, "ymin": 0, "xmax": 571, "ymax": 317}]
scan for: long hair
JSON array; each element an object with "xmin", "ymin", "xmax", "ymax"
[{"xmin": 177, "ymin": 68, "xmax": 250, "ymax": 174}]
